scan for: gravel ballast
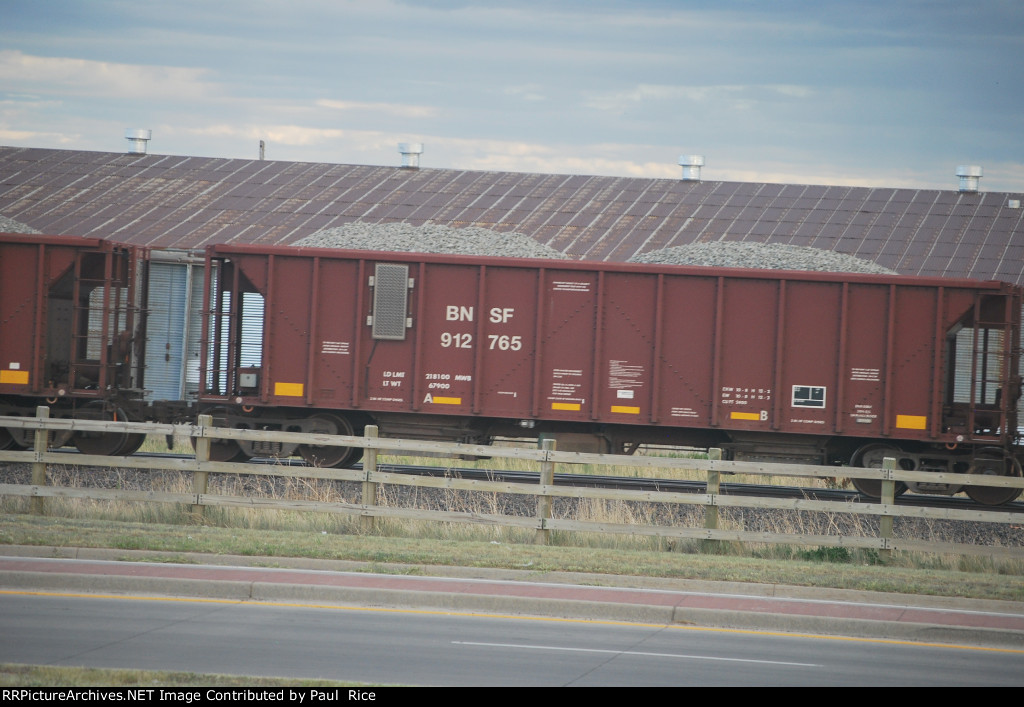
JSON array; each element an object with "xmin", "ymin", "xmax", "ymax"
[
  {"xmin": 295, "ymin": 222, "xmax": 568, "ymax": 259},
  {"xmin": 629, "ymin": 241, "xmax": 896, "ymax": 274},
  {"xmin": 0, "ymin": 215, "xmax": 40, "ymax": 234}
]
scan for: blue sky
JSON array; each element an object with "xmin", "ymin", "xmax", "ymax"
[{"xmin": 2, "ymin": 0, "xmax": 1023, "ymax": 191}]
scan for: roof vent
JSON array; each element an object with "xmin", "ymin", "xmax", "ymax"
[
  {"xmin": 679, "ymin": 155, "xmax": 705, "ymax": 181},
  {"xmin": 955, "ymin": 165, "xmax": 983, "ymax": 193},
  {"xmin": 125, "ymin": 129, "xmax": 152, "ymax": 155},
  {"xmin": 398, "ymin": 143, "xmax": 423, "ymax": 169}
]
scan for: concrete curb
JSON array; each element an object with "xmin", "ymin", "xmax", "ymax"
[{"xmin": 2, "ymin": 545, "xmax": 1023, "ymax": 649}]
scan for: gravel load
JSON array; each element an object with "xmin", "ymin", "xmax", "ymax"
[
  {"xmin": 629, "ymin": 241, "xmax": 896, "ymax": 274},
  {"xmin": 0, "ymin": 215, "xmax": 40, "ymax": 233},
  {"xmin": 294, "ymin": 221, "xmax": 568, "ymax": 259}
]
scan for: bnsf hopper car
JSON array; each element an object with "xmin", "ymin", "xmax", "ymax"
[{"xmin": 1, "ymin": 232, "xmax": 1022, "ymax": 505}]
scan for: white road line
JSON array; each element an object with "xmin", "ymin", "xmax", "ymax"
[{"xmin": 452, "ymin": 641, "xmax": 821, "ymax": 667}]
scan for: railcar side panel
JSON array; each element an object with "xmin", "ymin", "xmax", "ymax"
[
  {"xmin": 888, "ymin": 286, "xmax": 940, "ymax": 438},
  {"xmin": 0, "ymin": 240, "xmax": 49, "ymax": 395},
  {"xmin": 777, "ymin": 279, "xmax": 843, "ymax": 434},
  {"xmin": 475, "ymin": 264, "xmax": 537, "ymax": 418},
  {"xmin": 309, "ymin": 257, "xmax": 360, "ymax": 409},
  {"xmin": 653, "ymin": 274, "xmax": 717, "ymax": 428},
  {"xmin": 597, "ymin": 271, "xmax": 658, "ymax": 426},
  {"xmin": 714, "ymin": 277, "xmax": 779, "ymax": 432},
  {"xmin": 537, "ymin": 268, "xmax": 598, "ymax": 422},
  {"xmin": 263, "ymin": 255, "xmax": 316, "ymax": 405},
  {"xmin": 837, "ymin": 283, "xmax": 889, "ymax": 438},
  {"xmin": 413, "ymin": 263, "xmax": 479, "ymax": 416}
]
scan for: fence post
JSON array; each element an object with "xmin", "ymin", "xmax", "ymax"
[
  {"xmin": 361, "ymin": 425, "xmax": 379, "ymax": 533},
  {"xmin": 701, "ymin": 447, "xmax": 722, "ymax": 553},
  {"xmin": 534, "ymin": 438, "xmax": 556, "ymax": 545},
  {"xmin": 879, "ymin": 456, "xmax": 896, "ymax": 560},
  {"xmin": 191, "ymin": 413, "xmax": 212, "ymax": 523},
  {"xmin": 30, "ymin": 406, "xmax": 50, "ymax": 515}
]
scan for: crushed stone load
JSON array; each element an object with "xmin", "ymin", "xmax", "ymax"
[
  {"xmin": 629, "ymin": 241, "xmax": 896, "ymax": 274},
  {"xmin": 0, "ymin": 215, "xmax": 40, "ymax": 234},
  {"xmin": 294, "ymin": 221, "xmax": 568, "ymax": 259}
]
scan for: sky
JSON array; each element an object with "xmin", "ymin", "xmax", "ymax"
[{"xmin": 2, "ymin": 0, "xmax": 1023, "ymax": 192}]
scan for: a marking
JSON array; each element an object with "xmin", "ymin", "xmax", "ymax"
[
  {"xmin": 896, "ymin": 414, "xmax": 927, "ymax": 430},
  {"xmin": 0, "ymin": 370, "xmax": 29, "ymax": 385},
  {"xmin": 452, "ymin": 641, "xmax": 821, "ymax": 667},
  {"xmin": 610, "ymin": 405, "xmax": 640, "ymax": 414},
  {"xmin": 552, "ymin": 402, "xmax": 581, "ymax": 411},
  {"xmin": 2, "ymin": 590, "xmax": 1021, "ymax": 655},
  {"xmin": 274, "ymin": 382, "xmax": 304, "ymax": 397},
  {"xmin": 730, "ymin": 411, "xmax": 761, "ymax": 421},
  {"xmin": 430, "ymin": 396, "xmax": 462, "ymax": 405}
]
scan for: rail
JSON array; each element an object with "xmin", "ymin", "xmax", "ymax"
[{"xmin": 1, "ymin": 408, "xmax": 1022, "ymax": 559}]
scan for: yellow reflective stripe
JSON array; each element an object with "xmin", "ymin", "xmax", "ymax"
[
  {"xmin": 274, "ymin": 382, "xmax": 304, "ymax": 397},
  {"xmin": 896, "ymin": 414, "xmax": 927, "ymax": 430},
  {"xmin": 430, "ymin": 396, "xmax": 462, "ymax": 405},
  {"xmin": 0, "ymin": 370, "xmax": 28, "ymax": 385},
  {"xmin": 552, "ymin": 402, "xmax": 581, "ymax": 411},
  {"xmin": 730, "ymin": 411, "xmax": 761, "ymax": 421},
  {"xmin": 610, "ymin": 405, "xmax": 640, "ymax": 414}
]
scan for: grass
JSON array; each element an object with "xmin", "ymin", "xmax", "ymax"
[
  {"xmin": 0, "ymin": 663, "xmax": 373, "ymax": 687},
  {"xmin": 1, "ymin": 436, "xmax": 1022, "ymax": 603},
  {"xmin": 2, "ymin": 512, "xmax": 1024, "ymax": 602}
]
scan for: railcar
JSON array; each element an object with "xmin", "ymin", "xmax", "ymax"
[{"xmin": 1, "ymin": 232, "xmax": 1022, "ymax": 505}]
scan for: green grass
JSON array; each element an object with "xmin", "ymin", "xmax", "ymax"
[
  {"xmin": 0, "ymin": 663, "xmax": 375, "ymax": 687},
  {"xmin": 2, "ymin": 513, "xmax": 1023, "ymax": 602}
]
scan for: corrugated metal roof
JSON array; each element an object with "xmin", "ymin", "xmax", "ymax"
[{"xmin": 1, "ymin": 145, "xmax": 1022, "ymax": 284}]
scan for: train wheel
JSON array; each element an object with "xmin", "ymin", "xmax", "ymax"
[
  {"xmin": 191, "ymin": 407, "xmax": 251, "ymax": 462},
  {"xmin": 190, "ymin": 433, "xmax": 251, "ymax": 462},
  {"xmin": 965, "ymin": 449, "xmax": 1023, "ymax": 506},
  {"xmin": 0, "ymin": 427, "xmax": 19, "ymax": 450},
  {"xmin": 115, "ymin": 432, "xmax": 147, "ymax": 456},
  {"xmin": 298, "ymin": 413, "xmax": 360, "ymax": 468},
  {"xmin": 850, "ymin": 443, "xmax": 909, "ymax": 500},
  {"xmin": 73, "ymin": 405, "xmax": 131, "ymax": 456}
]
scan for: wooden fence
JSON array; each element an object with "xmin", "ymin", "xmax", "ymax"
[{"xmin": 1, "ymin": 408, "xmax": 1022, "ymax": 559}]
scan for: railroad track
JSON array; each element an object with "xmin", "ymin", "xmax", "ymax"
[{"xmin": 25, "ymin": 450, "xmax": 1024, "ymax": 516}]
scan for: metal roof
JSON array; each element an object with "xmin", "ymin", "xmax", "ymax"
[{"xmin": 1, "ymin": 145, "xmax": 1022, "ymax": 285}]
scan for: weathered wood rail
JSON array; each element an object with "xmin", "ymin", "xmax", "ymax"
[{"xmin": 1, "ymin": 409, "xmax": 1022, "ymax": 558}]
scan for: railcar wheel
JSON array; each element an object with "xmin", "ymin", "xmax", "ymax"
[
  {"xmin": 190, "ymin": 433, "xmax": 251, "ymax": 462},
  {"xmin": 850, "ymin": 443, "xmax": 909, "ymax": 500},
  {"xmin": 115, "ymin": 432, "xmax": 147, "ymax": 456},
  {"xmin": 0, "ymin": 427, "xmax": 19, "ymax": 450},
  {"xmin": 298, "ymin": 413, "xmax": 360, "ymax": 468},
  {"xmin": 72, "ymin": 405, "xmax": 134, "ymax": 456},
  {"xmin": 191, "ymin": 407, "xmax": 251, "ymax": 462},
  {"xmin": 965, "ymin": 449, "xmax": 1023, "ymax": 506}
]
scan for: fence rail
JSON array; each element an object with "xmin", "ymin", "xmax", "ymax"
[{"xmin": 1, "ymin": 409, "xmax": 1022, "ymax": 558}]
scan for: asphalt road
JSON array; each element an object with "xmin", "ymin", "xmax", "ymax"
[{"xmin": 1, "ymin": 546, "xmax": 1023, "ymax": 685}]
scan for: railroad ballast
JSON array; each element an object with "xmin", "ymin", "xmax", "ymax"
[{"xmin": 1, "ymin": 231, "xmax": 1021, "ymax": 505}]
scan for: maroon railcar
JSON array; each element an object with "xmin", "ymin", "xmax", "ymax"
[
  {"xmin": 0, "ymin": 233, "xmax": 146, "ymax": 453},
  {"xmin": 199, "ymin": 243, "xmax": 1022, "ymax": 503}
]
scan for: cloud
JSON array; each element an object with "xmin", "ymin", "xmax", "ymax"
[
  {"xmin": 584, "ymin": 83, "xmax": 814, "ymax": 114},
  {"xmin": 0, "ymin": 50, "xmax": 217, "ymax": 101},
  {"xmin": 0, "ymin": 127, "xmax": 80, "ymax": 144},
  {"xmin": 315, "ymin": 99, "xmax": 439, "ymax": 119}
]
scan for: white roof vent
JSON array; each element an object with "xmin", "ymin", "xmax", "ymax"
[
  {"xmin": 125, "ymin": 129, "xmax": 152, "ymax": 155},
  {"xmin": 679, "ymin": 155, "xmax": 705, "ymax": 181},
  {"xmin": 398, "ymin": 143, "xmax": 423, "ymax": 169},
  {"xmin": 956, "ymin": 165, "xmax": 983, "ymax": 193}
]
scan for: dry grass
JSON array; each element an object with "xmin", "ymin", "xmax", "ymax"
[{"xmin": 1, "ymin": 436, "xmax": 1022, "ymax": 583}]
